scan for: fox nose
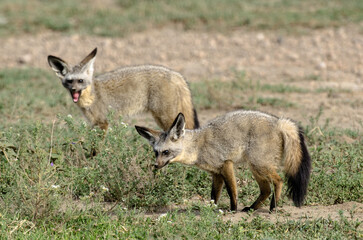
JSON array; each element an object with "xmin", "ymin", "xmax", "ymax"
[{"xmin": 154, "ymin": 164, "xmax": 159, "ymax": 169}]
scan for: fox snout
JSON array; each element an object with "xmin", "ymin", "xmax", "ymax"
[{"xmin": 154, "ymin": 159, "xmax": 170, "ymax": 169}]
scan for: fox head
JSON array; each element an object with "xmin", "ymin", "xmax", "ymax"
[
  {"xmin": 135, "ymin": 113, "xmax": 186, "ymax": 169},
  {"xmin": 47, "ymin": 48, "xmax": 97, "ymax": 103}
]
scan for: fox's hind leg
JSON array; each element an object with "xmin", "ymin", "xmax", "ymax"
[
  {"xmin": 151, "ymin": 111, "xmax": 175, "ymax": 131},
  {"xmin": 242, "ymin": 168, "xmax": 271, "ymax": 212},
  {"xmin": 269, "ymin": 171, "xmax": 283, "ymax": 212},
  {"xmin": 221, "ymin": 160, "xmax": 238, "ymax": 211},
  {"xmin": 211, "ymin": 173, "xmax": 224, "ymax": 204}
]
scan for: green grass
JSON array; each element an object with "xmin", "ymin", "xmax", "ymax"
[
  {"xmin": 191, "ymin": 72, "xmax": 359, "ymax": 110},
  {"xmin": 191, "ymin": 71, "xmax": 299, "ymax": 110},
  {"xmin": 260, "ymin": 84, "xmax": 308, "ymax": 93},
  {"xmin": 0, "ymin": 68, "xmax": 74, "ymax": 127},
  {"xmin": 1, "ymin": 206, "xmax": 361, "ymax": 239},
  {"xmin": 255, "ymin": 97, "xmax": 296, "ymax": 108},
  {"xmin": 0, "ymin": 68, "xmax": 362, "ymax": 238},
  {"xmin": 0, "ymin": 0, "xmax": 362, "ymax": 37}
]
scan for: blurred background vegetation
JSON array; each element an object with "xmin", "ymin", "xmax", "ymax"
[{"xmin": 0, "ymin": 0, "xmax": 362, "ymax": 37}]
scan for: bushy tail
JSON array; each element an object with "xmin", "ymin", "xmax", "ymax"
[{"xmin": 279, "ymin": 120, "xmax": 311, "ymax": 207}]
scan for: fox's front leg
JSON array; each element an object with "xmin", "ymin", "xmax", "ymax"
[
  {"xmin": 91, "ymin": 113, "xmax": 109, "ymax": 134},
  {"xmin": 83, "ymin": 110, "xmax": 108, "ymax": 156},
  {"xmin": 221, "ymin": 160, "xmax": 238, "ymax": 212},
  {"xmin": 97, "ymin": 121, "xmax": 109, "ymax": 133},
  {"xmin": 81, "ymin": 108, "xmax": 108, "ymax": 133},
  {"xmin": 211, "ymin": 173, "xmax": 224, "ymax": 204}
]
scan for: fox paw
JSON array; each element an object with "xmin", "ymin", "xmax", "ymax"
[{"xmin": 242, "ymin": 206, "xmax": 253, "ymax": 212}]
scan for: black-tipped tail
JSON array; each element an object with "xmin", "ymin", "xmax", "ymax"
[
  {"xmin": 193, "ymin": 108, "xmax": 200, "ymax": 129},
  {"xmin": 287, "ymin": 128, "xmax": 311, "ymax": 207}
]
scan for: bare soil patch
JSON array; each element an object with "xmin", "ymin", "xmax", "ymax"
[
  {"xmin": 141, "ymin": 201, "xmax": 363, "ymax": 226},
  {"xmin": 1, "ymin": 26, "xmax": 363, "ymax": 130},
  {"xmin": 224, "ymin": 201, "xmax": 363, "ymax": 224}
]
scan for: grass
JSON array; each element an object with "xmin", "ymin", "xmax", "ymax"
[
  {"xmin": 260, "ymin": 83, "xmax": 308, "ymax": 93},
  {"xmin": 0, "ymin": 68, "xmax": 362, "ymax": 238},
  {"xmin": 190, "ymin": 72, "xmax": 359, "ymax": 110},
  {"xmin": 0, "ymin": 68, "xmax": 73, "ymax": 127},
  {"xmin": 0, "ymin": 0, "xmax": 362, "ymax": 37},
  {"xmin": 190, "ymin": 71, "xmax": 299, "ymax": 110},
  {"xmin": 2, "ymin": 206, "xmax": 361, "ymax": 239}
]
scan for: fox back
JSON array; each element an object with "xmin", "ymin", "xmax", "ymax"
[
  {"xmin": 190, "ymin": 111, "xmax": 302, "ymax": 174},
  {"xmin": 48, "ymin": 48, "xmax": 199, "ymax": 132}
]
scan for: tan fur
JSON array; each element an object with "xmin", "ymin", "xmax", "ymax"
[
  {"xmin": 48, "ymin": 49, "xmax": 198, "ymax": 132},
  {"xmin": 136, "ymin": 110, "xmax": 309, "ymax": 212},
  {"xmin": 277, "ymin": 119, "xmax": 302, "ymax": 175},
  {"xmin": 220, "ymin": 160, "xmax": 238, "ymax": 211},
  {"xmin": 211, "ymin": 173, "xmax": 224, "ymax": 203},
  {"xmin": 78, "ymin": 85, "xmax": 95, "ymax": 108}
]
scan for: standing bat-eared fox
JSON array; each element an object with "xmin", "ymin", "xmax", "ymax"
[
  {"xmin": 135, "ymin": 110, "xmax": 311, "ymax": 212},
  {"xmin": 47, "ymin": 48, "xmax": 199, "ymax": 132}
]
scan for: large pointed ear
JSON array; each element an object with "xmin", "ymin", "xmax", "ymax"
[
  {"xmin": 47, "ymin": 55, "xmax": 70, "ymax": 78},
  {"xmin": 79, "ymin": 48, "xmax": 97, "ymax": 76},
  {"xmin": 135, "ymin": 126, "xmax": 160, "ymax": 145},
  {"xmin": 168, "ymin": 113, "xmax": 185, "ymax": 141}
]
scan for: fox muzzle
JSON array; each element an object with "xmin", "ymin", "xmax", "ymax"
[{"xmin": 154, "ymin": 160, "xmax": 170, "ymax": 169}]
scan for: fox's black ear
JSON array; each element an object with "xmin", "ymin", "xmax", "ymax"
[
  {"xmin": 135, "ymin": 126, "xmax": 159, "ymax": 145},
  {"xmin": 47, "ymin": 55, "xmax": 69, "ymax": 78},
  {"xmin": 169, "ymin": 113, "xmax": 185, "ymax": 141}
]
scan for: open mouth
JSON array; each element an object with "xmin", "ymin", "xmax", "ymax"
[{"xmin": 70, "ymin": 90, "xmax": 82, "ymax": 103}]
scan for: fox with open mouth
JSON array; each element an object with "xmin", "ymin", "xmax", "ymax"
[{"xmin": 47, "ymin": 48, "xmax": 199, "ymax": 132}]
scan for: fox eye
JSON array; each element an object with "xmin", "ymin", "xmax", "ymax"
[
  {"xmin": 66, "ymin": 79, "xmax": 73, "ymax": 84},
  {"xmin": 162, "ymin": 150, "xmax": 170, "ymax": 156},
  {"xmin": 78, "ymin": 79, "xmax": 84, "ymax": 83}
]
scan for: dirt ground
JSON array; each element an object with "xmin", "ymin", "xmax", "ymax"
[
  {"xmin": 224, "ymin": 202, "xmax": 362, "ymax": 224},
  {"xmin": 143, "ymin": 201, "xmax": 363, "ymax": 224},
  {"xmin": 1, "ymin": 26, "xmax": 362, "ymax": 222},
  {"xmin": 1, "ymin": 25, "xmax": 363, "ymax": 130}
]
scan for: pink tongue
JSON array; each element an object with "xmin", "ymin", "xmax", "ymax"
[{"xmin": 72, "ymin": 92, "xmax": 80, "ymax": 103}]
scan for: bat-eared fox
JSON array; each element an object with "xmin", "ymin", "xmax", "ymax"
[
  {"xmin": 48, "ymin": 48, "xmax": 199, "ymax": 132},
  {"xmin": 135, "ymin": 110, "xmax": 311, "ymax": 212}
]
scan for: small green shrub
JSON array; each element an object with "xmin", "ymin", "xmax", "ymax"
[{"xmin": 0, "ymin": 114, "xmax": 212, "ymax": 222}]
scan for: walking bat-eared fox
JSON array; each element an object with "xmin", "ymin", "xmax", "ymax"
[
  {"xmin": 135, "ymin": 110, "xmax": 311, "ymax": 212},
  {"xmin": 47, "ymin": 48, "xmax": 199, "ymax": 132}
]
